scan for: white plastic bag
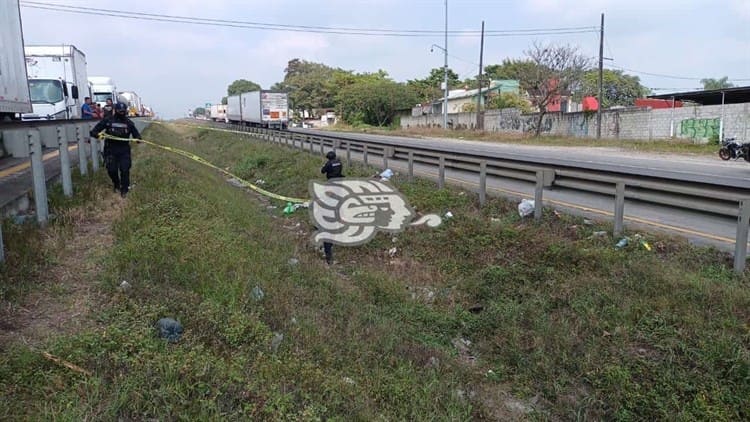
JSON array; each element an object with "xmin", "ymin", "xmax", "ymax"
[
  {"xmin": 379, "ymin": 168, "xmax": 394, "ymax": 181},
  {"xmin": 518, "ymin": 199, "xmax": 535, "ymax": 217}
]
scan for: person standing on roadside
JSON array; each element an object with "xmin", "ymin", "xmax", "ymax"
[
  {"xmin": 90, "ymin": 102, "xmax": 141, "ymax": 198},
  {"xmin": 102, "ymin": 98, "xmax": 114, "ymax": 118},
  {"xmin": 320, "ymin": 151, "xmax": 344, "ymax": 264},
  {"xmin": 81, "ymin": 97, "xmax": 94, "ymax": 119}
]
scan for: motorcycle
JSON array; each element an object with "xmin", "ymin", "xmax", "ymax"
[{"xmin": 718, "ymin": 137, "xmax": 747, "ymax": 161}]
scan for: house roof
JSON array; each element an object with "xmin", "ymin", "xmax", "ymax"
[{"xmin": 648, "ymin": 86, "xmax": 750, "ymax": 105}]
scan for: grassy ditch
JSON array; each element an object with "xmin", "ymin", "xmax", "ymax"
[{"xmin": 0, "ymin": 123, "xmax": 747, "ymax": 420}]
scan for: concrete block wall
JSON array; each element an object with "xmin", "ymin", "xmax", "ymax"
[{"xmin": 401, "ymin": 102, "xmax": 750, "ymax": 141}]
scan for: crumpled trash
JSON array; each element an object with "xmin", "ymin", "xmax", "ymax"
[
  {"xmin": 283, "ymin": 202, "xmax": 307, "ymax": 215},
  {"xmin": 591, "ymin": 231, "xmax": 607, "ymax": 237},
  {"xmin": 444, "ymin": 211, "xmax": 454, "ymax": 219},
  {"xmin": 156, "ymin": 317, "xmax": 183, "ymax": 343},
  {"xmin": 388, "ymin": 247, "xmax": 398, "ymax": 257},
  {"xmin": 271, "ymin": 332, "xmax": 284, "ymax": 352},
  {"xmin": 254, "ymin": 179, "xmax": 266, "ymax": 185},
  {"xmin": 378, "ymin": 168, "xmax": 394, "ymax": 181},
  {"xmin": 251, "ymin": 285, "xmax": 265, "ymax": 301},
  {"xmin": 119, "ymin": 280, "xmax": 131, "ymax": 291},
  {"xmin": 633, "ymin": 234, "xmax": 652, "ymax": 251},
  {"xmin": 518, "ymin": 199, "xmax": 535, "ymax": 217},
  {"xmin": 288, "ymin": 258, "xmax": 299, "ymax": 266},
  {"xmin": 615, "ymin": 237, "xmax": 629, "ymax": 249}
]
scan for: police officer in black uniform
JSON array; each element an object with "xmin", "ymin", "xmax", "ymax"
[
  {"xmin": 90, "ymin": 102, "xmax": 141, "ymax": 197},
  {"xmin": 320, "ymin": 151, "xmax": 344, "ymax": 264}
]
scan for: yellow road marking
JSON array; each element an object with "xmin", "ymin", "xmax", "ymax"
[{"xmin": 0, "ymin": 145, "xmax": 78, "ymax": 179}]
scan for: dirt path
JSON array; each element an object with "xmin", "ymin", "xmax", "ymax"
[{"xmin": 0, "ymin": 191, "xmax": 124, "ymax": 349}]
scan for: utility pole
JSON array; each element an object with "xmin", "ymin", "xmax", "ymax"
[
  {"xmin": 596, "ymin": 13, "xmax": 604, "ymax": 139},
  {"xmin": 443, "ymin": 0, "xmax": 449, "ymax": 129},
  {"xmin": 476, "ymin": 20, "xmax": 485, "ymax": 130}
]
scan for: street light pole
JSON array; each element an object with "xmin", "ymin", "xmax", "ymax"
[{"xmin": 443, "ymin": 0, "xmax": 448, "ymax": 129}]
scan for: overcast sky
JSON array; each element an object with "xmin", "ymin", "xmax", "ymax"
[{"xmin": 19, "ymin": 0, "xmax": 750, "ymax": 119}]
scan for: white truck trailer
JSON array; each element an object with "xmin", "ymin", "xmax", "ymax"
[
  {"xmin": 24, "ymin": 45, "xmax": 88, "ymax": 120},
  {"xmin": 89, "ymin": 76, "xmax": 117, "ymax": 107},
  {"xmin": 209, "ymin": 104, "xmax": 227, "ymax": 122},
  {"xmin": 119, "ymin": 91, "xmax": 143, "ymax": 116},
  {"xmin": 226, "ymin": 91, "xmax": 288, "ymax": 129},
  {"xmin": 0, "ymin": 0, "xmax": 32, "ymax": 121}
]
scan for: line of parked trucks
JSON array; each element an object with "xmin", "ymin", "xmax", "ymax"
[
  {"xmin": 0, "ymin": 0, "xmax": 153, "ymax": 122},
  {"xmin": 202, "ymin": 91, "xmax": 289, "ymax": 130}
]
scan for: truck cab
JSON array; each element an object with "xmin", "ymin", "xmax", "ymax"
[
  {"xmin": 22, "ymin": 45, "xmax": 88, "ymax": 120},
  {"xmin": 25, "ymin": 77, "xmax": 79, "ymax": 120}
]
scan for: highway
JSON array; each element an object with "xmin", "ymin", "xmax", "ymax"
[
  {"xmin": 292, "ymin": 128, "xmax": 750, "ymax": 253},
  {"xmin": 2, "ymin": 122, "xmax": 748, "ymax": 255}
]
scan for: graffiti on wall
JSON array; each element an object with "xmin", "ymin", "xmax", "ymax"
[
  {"xmin": 680, "ymin": 118, "xmax": 719, "ymax": 139},
  {"xmin": 496, "ymin": 112, "xmax": 553, "ymax": 133}
]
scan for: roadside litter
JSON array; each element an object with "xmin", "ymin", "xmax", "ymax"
[
  {"xmin": 156, "ymin": 318, "xmax": 183, "ymax": 343},
  {"xmin": 444, "ymin": 211, "xmax": 454, "ymax": 219},
  {"xmin": 615, "ymin": 237, "xmax": 629, "ymax": 249},
  {"xmin": 251, "ymin": 285, "xmax": 265, "ymax": 301},
  {"xmin": 518, "ymin": 199, "xmax": 535, "ymax": 217},
  {"xmin": 378, "ymin": 168, "xmax": 394, "ymax": 181}
]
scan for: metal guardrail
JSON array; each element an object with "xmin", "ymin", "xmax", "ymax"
[
  {"xmin": 0, "ymin": 118, "xmax": 151, "ymax": 263},
  {"xmin": 208, "ymin": 121, "xmax": 750, "ymax": 273}
]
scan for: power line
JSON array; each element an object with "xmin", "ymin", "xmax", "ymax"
[
  {"xmin": 20, "ymin": 1, "xmax": 598, "ymax": 38},
  {"xmin": 607, "ymin": 63, "xmax": 750, "ymax": 82}
]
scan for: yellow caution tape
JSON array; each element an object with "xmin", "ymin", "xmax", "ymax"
[{"xmin": 97, "ymin": 132, "xmax": 308, "ymax": 204}]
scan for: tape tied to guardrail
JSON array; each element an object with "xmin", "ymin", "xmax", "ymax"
[{"xmin": 96, "ymin": 132, "xmax": 308, "ymax": 204}]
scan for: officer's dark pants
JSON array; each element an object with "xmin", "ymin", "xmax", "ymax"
[{"xmin": 104, "ymin": 142, "xmax": 132, "ymax": 194}]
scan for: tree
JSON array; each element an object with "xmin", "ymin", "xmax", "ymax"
[
  {"xmin": 524, "ymin": 42, "xmax": 592, "ymax": 136},
  {"xmin": 407, "ymin": 67, "xmax": 461, "ymax": 103},
  {"xmin": 336, "ymin": 74, "xmax": 418, "ymax": 126},
  {"xmin": 484, "ymin": 59, "xmax": 538, "ymax": 90},
  {"xmin": 193, "ymin": 107, "xmax": 206, "ymax": 117},
  {"xmin": 700, "ymin": 77, "xmax": 734, "ymax": 90},
  {"xmin": 227, "ymin": 79, "xmax": 261, "ymax": 96},
  {"xmin": 486, "ymin": 92, "xmax": 533, "ymax": 113},
  {"xmin": 281, "ymin": 59, "xmax": 341, "ymax": 118},
  {"xmin": 578, "ymin": 69, "xmax": 649, "ymax": 108},
  {"xmin": 221, "ymin": 96, "xmax": 227, "ymax": 105}
]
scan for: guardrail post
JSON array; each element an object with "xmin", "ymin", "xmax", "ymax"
[
  {"xmin": 0, "ymin": 222, "xmax": 4, "ymax": 263},
  {"xmin": 534, "ymin": 170, "xmax": 544, "ymax": 221},
  {"xmin": 479, "ymin": 161, "xmax": 487, "ymax": 206},
  {"xmin": 76, "ymin": 126, "xmax": 88, "ymax": 176},
  {"xmin": 346, "ymin": 142, "xmax": 352, "ymax": 167},
  {"xmin": 383, "ymin": 150, "xmax": 388, "ymax": 169},
  {"xmin": 614, "ymin": 182, "xmax": 625, "ymax": 236},
  {"xmin": 57, "ymin": 126, "xmax": 73, "ymax": 197},
  {"xmin": 29, "ymin": 130, "xmax": 49, "ymax": 226},
  {"xmin": 438, "ymin": 156, "xmax": 445, "ymax": 189},
  {"xmin": 363, "ymin": 145, "xmax": 368, "ymax": 165},
  {"xmin": 734, "ymin": 199, "xmax": 750, "ymax": 274},
  {"xmin": 90, "ymin": 136, "xmax": 100, "ymax": 172},
  {"xmin": 308, "ymin": 136, "xmax": 314, "ymax": 153},
  {"xmin": 319, "ymin": 138, "xmax": 325, "ymax": 155},
  {"xmin": 408, "ymin": 151, "xmax": 414, "ymax": 181}
]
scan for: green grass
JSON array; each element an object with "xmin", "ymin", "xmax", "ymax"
[{"xmin": 0, "ymin": 123, "xmax": 747, "ymax": 420}]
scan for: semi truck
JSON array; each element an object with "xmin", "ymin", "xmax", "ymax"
[
  {"xmin": 226, "ymin": 91, "xmax": 288, "ymax": 129},
  {"xmin": 23, "ymin": 44, "xmax": 88, "ymax": 120},
  {"xmin": 118, "ymin": 91, "xmax": 143, "ymax": 116},
  {"xmin": 88, "ymin": 76, "xmax": 117, "ymax": 107},
  {"xmin": 0, "ymin": 0, "xmax": 32, "ymax": 121}
]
